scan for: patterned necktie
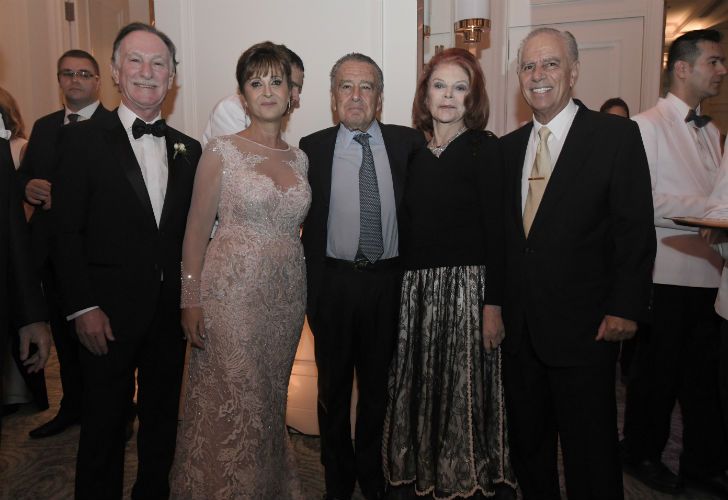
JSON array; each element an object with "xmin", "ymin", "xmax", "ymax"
[
  {"xmin": 523, "ymin": 126, "xmax": 552, "ymax": 237},
  {"xmin": 353, "ymin": 132, "xmax": 383, "ymax": 263},
  {"xmin": 67, "ymin": 113, "xmax": 80, "ymax": 124}
]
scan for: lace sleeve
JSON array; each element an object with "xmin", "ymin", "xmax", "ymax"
[{"xmin": 181, "ymin": 140, "xmax": 224, "ymax": 308}]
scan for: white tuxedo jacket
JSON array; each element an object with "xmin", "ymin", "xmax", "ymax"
[{"xmin": 634, "ymin": 93, "xmax": 723, "ymax": 288}]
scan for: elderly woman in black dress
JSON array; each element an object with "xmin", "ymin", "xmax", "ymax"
[{"xmin": 382, "ymin": 48, "xmax": 516, "ymax": 499}]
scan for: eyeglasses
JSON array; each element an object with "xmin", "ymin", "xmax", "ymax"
[{"xmin": 57, "ymin": 70, "xmax": 98, "ymax": 80}]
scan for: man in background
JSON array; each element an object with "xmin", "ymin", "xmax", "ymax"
[
  {"xmin": 18, "ymin": 49, "xmax": 113, "ymax": 439},
  {"xmin": 622, "ymin": 29, "xmax": 728, "ymax": 497}
]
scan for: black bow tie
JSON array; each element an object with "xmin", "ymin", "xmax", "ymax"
[
  {"xmin": 685, "ymin": 109, "xmax": 712, "ymax": 128},
  {"xmin": 131, "ymin": 118, "xmax": 166, "ymax": 139}
]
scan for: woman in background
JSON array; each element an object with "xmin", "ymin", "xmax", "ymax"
[
  {"xmin": 0, "ymin": 86, "xmax": 46, "ymax": 417},
  {"xmin": 383, "ymin": 48, "xmax": 516, "ymax": 499},
  {"xmin": 0, "ymin": 86, "xmax": 28, "ymax": 168}
]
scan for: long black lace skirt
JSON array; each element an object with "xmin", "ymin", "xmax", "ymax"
[{"xmin": 382, "ymin": 265, "xmax": 516, "ymax": 499}]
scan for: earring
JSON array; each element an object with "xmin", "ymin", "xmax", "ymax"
[{"xmin": 286, "ymin": 98, "xmax": 292, "ymax": 114}]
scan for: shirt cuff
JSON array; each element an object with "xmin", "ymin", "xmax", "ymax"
[{"xmin": 67, "ymin": 306, "xmax": 99, "ymax": 321}]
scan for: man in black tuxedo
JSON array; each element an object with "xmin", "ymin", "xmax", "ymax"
[
  {"xmin": 18, "ymin": 49, "xmax": 114, "ymax": 438},
  {"xmin": 300, "ymin": 53, "xmax": 424, "ymax": 500},
  {"xmin": 500, "ymin": 28, "xmax": 655, "ymax": 499},
  {"xmin": 0, "ymin": 119, "xmax": 51, "ymax": 443},
  {"xmin": 51, "ymin": 23, "xmax": 201, "ymax": 500}
]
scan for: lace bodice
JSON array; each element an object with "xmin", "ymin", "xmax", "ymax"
[{"xmin": 181, "ymin": 135, "xmax": 311, "ymax": 307}]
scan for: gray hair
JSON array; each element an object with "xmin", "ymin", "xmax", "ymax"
[
  {"xmin": 329, "ymin": 53, "xmax": 384, "ymax": 92},
  {"xmin": 517, "ymin": 27, "xmax": 579, "ymax": 69},
  {"xmin": 111, "ymin": 22, "xmax": 178, "ymax": 74}
]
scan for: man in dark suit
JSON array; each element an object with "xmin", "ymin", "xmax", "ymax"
[
  {"xmin": 18, "ymin": 49, "xmax": 114, "ymax": 438},
  {"xmin": 51, "ymin": 23, "xmax": 201, "ymax": 500},
  {"xmin": 299, "ymin": 53, "xmax": 424, "ymax": 500},
  {"xmin": 500, "ymin": 28, "xmax": 655, "ymax": 499},
  {"xmin": 0, "ymin": 119, "xmax": 50, "ymax": 443}
]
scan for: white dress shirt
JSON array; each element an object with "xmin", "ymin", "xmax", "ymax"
[
  {"xmin": 520, "ymin": 99, "xmax": 579, "ymax": 213},
  {"xmin": 327, "ymin": 121, "xmax": 398, "ymax": 261},
  {"xmin": 118, "ymin": 103, "xmax": 168, "ymax": 227},
  {"xmin": 64, "ymin": 100, "xmax": 100, "ymax": 125}
]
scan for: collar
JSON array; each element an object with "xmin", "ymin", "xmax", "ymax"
[
  {"xmin": 336, "ymin": 120, "xmax": 383, "ymax": 148},
  {"xmin": 532, "ymin": 98, "xmax": 578, "ymax": 144},
  {"xmin": 118, "ymin": 103, "xmax": 162, "ymax": 131},
  {"xmin": 66, "ymin": 100, "xmax": 100, "ymax": 121},
  {"xmin": 664, "ymin": 92, "xmax": 703, "ymax": 120}
]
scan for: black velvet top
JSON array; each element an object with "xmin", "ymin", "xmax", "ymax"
[{"xmin": 400, "ymin": 129, "xmax": 505, "ymax": 305}]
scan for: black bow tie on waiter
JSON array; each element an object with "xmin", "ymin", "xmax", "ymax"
[
  {"xmin": 132, "ymin": 118, "xmax": 167, "ymax": 139},
  {"xmin": 685, "ymin": 108, "xmax": 712, "ymax": 128}
]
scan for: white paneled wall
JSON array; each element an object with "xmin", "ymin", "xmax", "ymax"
[{"xmin": 154, "ymin": 0, "xmax": 418, "ymax": 142}]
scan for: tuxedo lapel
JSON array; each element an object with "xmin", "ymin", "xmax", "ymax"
[
  {"xmin": 104, "ymin": 113, "xmax": 156, "ymax": 229},
  {"xmin": 159, "ymin": 129, "xmax": 185, "ymax": 229}
]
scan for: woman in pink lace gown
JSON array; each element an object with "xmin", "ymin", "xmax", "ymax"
[{"xmin": 170, "ymin": 42, "xmax": 310, "ymax": 499}]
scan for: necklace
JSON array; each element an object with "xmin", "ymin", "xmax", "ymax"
[{"xmin": 428, "ymin": 126, "xmax": 467, "ymax": 158}]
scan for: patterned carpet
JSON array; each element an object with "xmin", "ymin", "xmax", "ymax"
[{"xmin": 0, "ymin": 347, "xmax": 722, "ymax": 499}]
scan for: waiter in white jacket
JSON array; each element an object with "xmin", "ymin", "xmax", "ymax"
[{"xmin": 622, "ymin": 29, "xmax": 728, "ymax": 497}]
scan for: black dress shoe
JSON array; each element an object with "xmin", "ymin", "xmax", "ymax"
[
  {"xmin": 623, "ymin": 457, "xmax": 683, "ymax": 494},
  {"xmin": 683, "ymin": 470, "xmax": 728, "ymax": 499},
  {"xmin": 29, "ymin": 412, "xmax": 80, "ymax": 438}
]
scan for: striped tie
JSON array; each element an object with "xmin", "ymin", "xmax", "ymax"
[{"xmin": 354, "ymin": 132, "xmax": 383, "ymax": 263}]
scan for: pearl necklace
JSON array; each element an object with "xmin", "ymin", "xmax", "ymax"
[{"xmin": 428, "ymin": 126, "xmax": 467, "ymax": 158}]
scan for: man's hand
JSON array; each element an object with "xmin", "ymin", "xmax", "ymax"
[
  {"xmin": 75, "ymin": 308, "xmax": 114, "ymax": 355},
  {"xmin": 25, "ymin": 178, "xmax": 52, "ymax": 209},
  {"xmin": 596, "ymin": 315, "xmax": 637, "ymax": 342},
  {"xmin": 181, "ymin": 307, "xmax": 206, "ymax": 350},
  {"xmin": 18, "ymin": 322, "xmax": 51, "ymax": 373},
  {"xmin": 482, "ymin": 304, "xmax": 505, "ymax": 353}
]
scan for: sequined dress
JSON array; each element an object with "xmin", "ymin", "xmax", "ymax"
[{"xmin": 170, "ymin": 135, "xmax": 311, "ymax": 499}]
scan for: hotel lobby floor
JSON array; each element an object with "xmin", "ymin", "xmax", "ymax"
[{"xmin": 0, "ymin": 346, "xmax": 722, "ymax": 499}]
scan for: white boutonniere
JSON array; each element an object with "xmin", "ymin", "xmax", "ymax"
[{"xmin": 173, "ymin": 142, "xmax": 188, "ymax": 160}]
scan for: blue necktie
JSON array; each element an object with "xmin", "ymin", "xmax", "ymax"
[{"xmin": 353, "ymin": 133, "xmax": 383, "ymax": 263}]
